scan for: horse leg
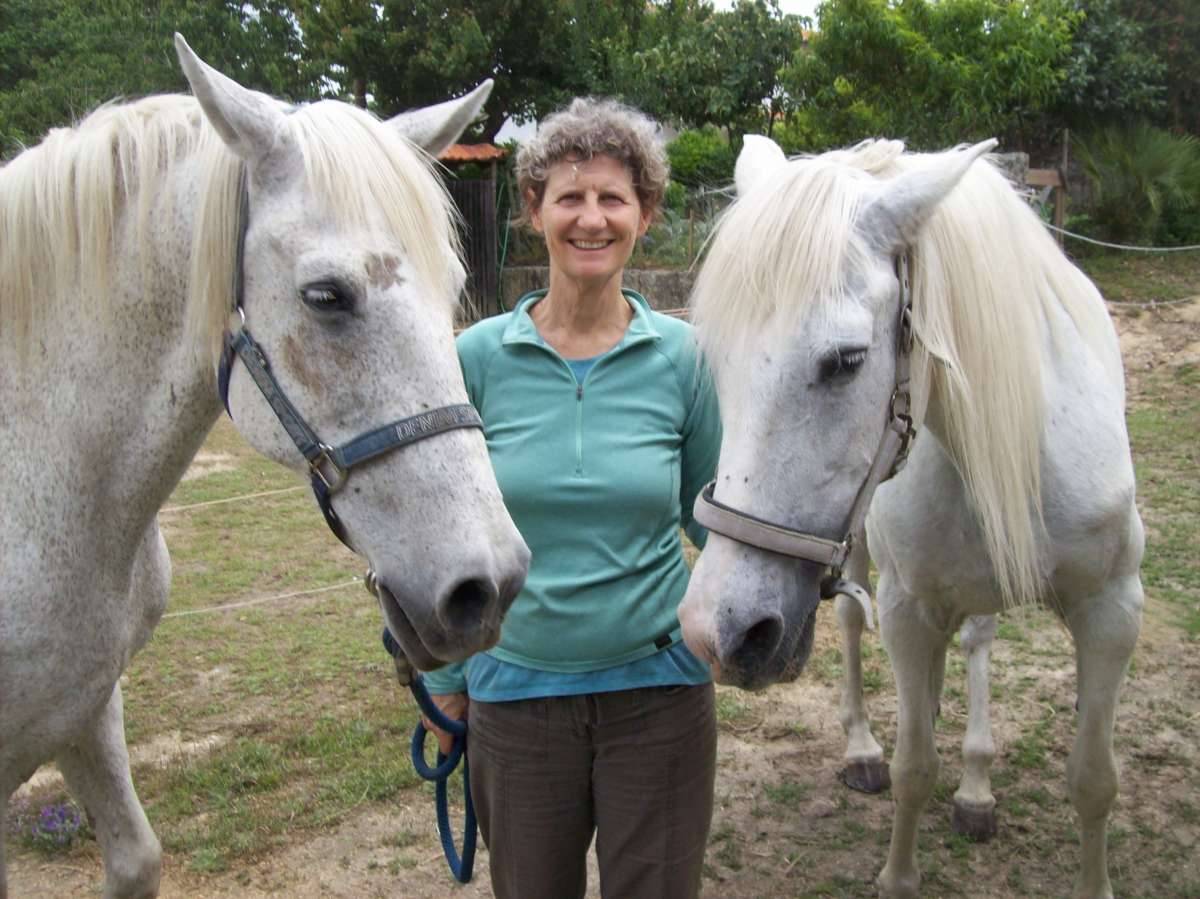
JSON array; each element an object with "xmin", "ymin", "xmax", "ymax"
[
  {"xmin": 57, "ymin": 684, "xmax": 161, "ymax": 899},
  {"xmin": 876, "ymin": 591, "xmax": 947, "ymax": 899},
  {"xmin": 952, "ymin": 614, "xmax": 998, "ymax": 841},
  {"xmin": 2, "ymin": 795, "xmax": 7, "ymax": 899},
  {"xmin": 1065, "ymin": 578, "xmax": 1142, "ymax": 899},
  {"xmin": 837, "ymin": 543, "xmax": 890, "ymax": 793}
]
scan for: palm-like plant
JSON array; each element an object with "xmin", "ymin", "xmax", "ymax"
[{"xmin": 1074, "ymin": 123, "xmax": 1200, "ymax": 244}]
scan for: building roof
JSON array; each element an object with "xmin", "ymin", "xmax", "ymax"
[{"xmin": 438, "ymin": 143, "xmax": 509, "ymax": 163}]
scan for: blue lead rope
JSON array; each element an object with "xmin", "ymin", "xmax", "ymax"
[{"xmin": 381, "ymin": 629, "xmax": 477, "ymax": 883}]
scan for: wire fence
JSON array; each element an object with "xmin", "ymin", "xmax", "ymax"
[
  {"xmin": 159, "ymin": 482, "xmax": 360, "ymax": 620},
  {"xmin": 1041, "ymin": 222, "xmax": 1200, "ymax": 253}
]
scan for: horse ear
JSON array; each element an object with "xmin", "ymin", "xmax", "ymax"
[
  {"xmin": 387, "ymin": 80, "xmax": 494, "ymax": 157},
  {"xmin": 174, "ymin": 34, "xmax": 289, "ymax": 166},
  {"xmin": 735, "ymin": 135, "xmax": 788, "ymax": 197},
  {"xmin": 861, "ymin": 139, "xmax": 998, "ymax": 251}
]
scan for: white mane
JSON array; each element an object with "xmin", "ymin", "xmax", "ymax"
[
  {"xmin": 692, "ymin": 139, "xmax": 1114, "ymax": 607},
  {"xmin": 0, "ymin": 94, "xmax": 464, "ymax": 361}
]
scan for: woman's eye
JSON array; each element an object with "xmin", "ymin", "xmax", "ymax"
[
  {"xmin": 300, "ymin": 283, "xmax": 351, "ymax": 313},
  {"xmin": 819, "ymin": 348, "xmax": 868, "ymax": 382}
]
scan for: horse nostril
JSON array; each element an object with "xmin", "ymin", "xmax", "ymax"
[
  {"xmin": 438, "ymin": 578, "xmax": 496, "ymax": 631},
  {"xmin": 729, "ymin": 615, "xmax": 783, "ymax": 676}
]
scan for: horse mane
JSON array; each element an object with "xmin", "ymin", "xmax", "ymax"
[
  {"xmin": 0, "ymin": 93, "xmax": 464, "ymax": 362},
  {"xmin": 692, "ymin": 140, "xmax": 1114, "ymax": 607}
]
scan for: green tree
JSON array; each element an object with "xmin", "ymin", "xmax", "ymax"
[
  {"xmin": 783, "ymin": 0, "xmax": 1077, "ymax": 151},
  {"xmin": 0, "ymin": 1, "xmax": 319, "ymax": 158},
  {"xmin": 1119, "ymin": 0, "xmax": 1200, "ymax": 135},
  {"xmin": 1053, "ymin": 0, "xmax": 1166, "ymax": 131},
  {"xmin": 298, "ymin": 0, "xmax": 646, "ymax": 140},
  {"xmin": 613, "ymin": 0, "xmax": 804, "ymax": 135}
]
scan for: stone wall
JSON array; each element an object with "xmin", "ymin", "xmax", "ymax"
[{"xmin": 495, "ymin": 266, "xmax": 696, "ymax": 317}]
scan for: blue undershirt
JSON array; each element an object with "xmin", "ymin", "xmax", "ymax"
[
  {"xmin": 463, "ymin": 641, "xmax": 711, "ymax": 702},
  {"xmin": 457, "ymin": 350, "xmax": 711, "ymax": 703},
  {"xmin": 565, "ymin": 354, "xmax": 601, "ymax": 383}
]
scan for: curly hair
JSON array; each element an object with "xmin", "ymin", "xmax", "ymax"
[{"xmin": 515, "ymin": 98, "xmax": 669, "ymax": 222}]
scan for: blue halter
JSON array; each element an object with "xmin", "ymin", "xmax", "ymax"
[{"xmin": 216, "ymin": 171, "xmax": 483, "ymax": 550}]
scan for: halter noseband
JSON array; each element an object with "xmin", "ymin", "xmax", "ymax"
[
  {"xmin": 692, "ymin": 254, "xmax": 916, "ymax": 621},
  {"xmin": 217, "ymin": 170, "xmax": 483, "ymax": 550}
]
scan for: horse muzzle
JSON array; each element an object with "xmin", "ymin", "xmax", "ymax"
[
  {"xmin": 681, "ymin": 537, "xmax": 824, "ymax": 690},
  {"xmin": 366, "ymin": 564, "xmax": 525, "ymax": 670}
]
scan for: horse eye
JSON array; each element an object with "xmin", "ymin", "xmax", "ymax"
[
  {"xmin": 300, "ymin": 282, "xmax": 352, "ymax": 313},
  {"xmin": 819, "ymin": 347, "xmax": 868, "ymax": 383}
]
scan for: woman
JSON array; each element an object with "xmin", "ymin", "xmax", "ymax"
[{"xmin": 422, "ymin": 98, "xmax": 721, "ymax": 899}]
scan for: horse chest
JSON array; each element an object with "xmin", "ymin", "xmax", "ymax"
[{"xmin": 868, "ymin": 442, "xmax": 1007, "ymax": 615}]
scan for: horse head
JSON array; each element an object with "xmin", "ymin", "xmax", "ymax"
[
  {"xmin": 176, "ymin": 37, "xmax": 529, "ymax": 670},
  {"xmin": 679, "ymin": 135, "xmax": 994, "ymax": 689}
]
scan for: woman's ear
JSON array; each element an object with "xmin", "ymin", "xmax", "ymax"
[
  {"xmin": 637, "ymin": 202, "xmax": 656, "ymax": 238},
  {"xmin": 526, "ymin": 188, "xmax": 544, "ymax": 233}
]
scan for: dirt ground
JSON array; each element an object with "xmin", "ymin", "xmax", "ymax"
[{"xmin": 8, "ymin": 297, "xmax": 1199, "ymax": 898}]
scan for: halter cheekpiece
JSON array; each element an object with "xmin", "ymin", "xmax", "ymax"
[
  {"xmin": 217, "ymin": 169, "xmax": 483, "ymax": 550},
  {"xmin": 693, "ymin": 253, "xmax": 916, "ymax": 608}
]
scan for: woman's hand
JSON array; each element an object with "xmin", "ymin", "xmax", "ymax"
[{"xmin": 424, "ymin": 692, "xmax": 469, "ymax": 755}]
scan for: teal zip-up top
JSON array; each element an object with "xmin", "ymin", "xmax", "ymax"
[{"xmin": 422, "ymin": 289, "xmax": 721, "ymax": 693}]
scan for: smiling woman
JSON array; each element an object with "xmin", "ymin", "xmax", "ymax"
[{"xmin": 419, "ymin": 98, "xmax": 723, "ymax": 899}]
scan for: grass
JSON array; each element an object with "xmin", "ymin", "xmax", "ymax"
[
  {"xmin": 764, "ymin": 779, "xmax": 811, "ymax": 807},
  {"xmin": 1075, "ymin": 251, "xmax": 1200, "ymax": 303},
  {"xmin": 1125, "ymin": 363, "xmax": 1200, "ymax": 639}
]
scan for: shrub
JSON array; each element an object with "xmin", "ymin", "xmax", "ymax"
[
  {"xmin": 1074, "ymin": 123, "xmax": 1200, "ymax": 245},
  {"xmin": 667, "ymin": 127, "xmax": 734, "ymax": 189}
]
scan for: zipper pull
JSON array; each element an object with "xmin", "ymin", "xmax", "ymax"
[{"xmin": 576, "ymin": 385, "xmax": 583, "ymax": 400}]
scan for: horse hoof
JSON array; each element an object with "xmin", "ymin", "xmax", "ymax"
[
  {"xmin": 840, "ymin": 758, "xmax": 891, "ymax": 794},
  {"xmin": 951, "ymin": 798, "xmax": 997, "ymax": 841}
]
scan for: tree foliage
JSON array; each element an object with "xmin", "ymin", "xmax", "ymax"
[
  {"xmin": 1056, "ymin": 0, "xmax": 1166, "ymax": 129},
  {"xmin": 1119, "ymin": 0, "xmax": 1200, "ymax": 136},
  {"xmin": 783, "ymin": 0, "xmax": 1079, "ymax": 151},
  {"xmin": 2, "ymin": 0, "xmax": 1193, "ymax": 169},
  {"xmin": 0, "ymin": 0, "xmax": 317, "ymax": 159},
  {"xmin": 611, "ymin": 0, "xmax": 804, "ymax": 135}
]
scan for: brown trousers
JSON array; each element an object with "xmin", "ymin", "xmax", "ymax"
[{"xmin": 468, "ymin": 683, "xmax": 717, "ymax": 899}]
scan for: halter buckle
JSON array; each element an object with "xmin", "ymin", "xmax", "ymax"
[
  {"xmin": 311, "ymin": 445, "xmax": 348, "ymax": 494},
  {"xmin": 888, "ymin": 388, "xmax": 917, "ymax": 476},
  {"xmin": 898, "ymin": 304, "xmax": 914, "ymax": 354}
]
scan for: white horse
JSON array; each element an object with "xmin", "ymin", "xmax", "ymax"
[
  {"xmin": 0, "ymin": 38, "xmax": 529, "ymax": 899},
  {"xmin": 679, "ymin": 136, "xmax": 1144, "ymax": 899}
]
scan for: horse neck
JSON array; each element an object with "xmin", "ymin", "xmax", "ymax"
[{"xmin": 35, "ymin": 157, "xmax": 223, "ymax": 535}]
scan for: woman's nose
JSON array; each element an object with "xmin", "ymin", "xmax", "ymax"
[{"xmin": 577, "ymin": 199, "xmax": 605, "ymax": 229}]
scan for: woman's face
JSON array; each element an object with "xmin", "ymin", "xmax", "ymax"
[{"xmin": 530, "ymin": 154, "xmax": 653, "ymax": 288}]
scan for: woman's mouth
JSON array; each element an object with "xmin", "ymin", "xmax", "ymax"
[{"xmin": 569, "ymin": 239, "xmax": 613, "ymax": 250}]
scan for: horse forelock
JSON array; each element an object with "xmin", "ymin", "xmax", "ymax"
[
  {"xmin": 692, "ymin": 140, "xmax": 911, "ymax": 371},
  {"xmin": 693, "ymin": 138, "xmax": 1113, "ymax": 609},
  {"xmin": 1, "ymin": 94, "xmax": 466, "ymax": 364}
]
